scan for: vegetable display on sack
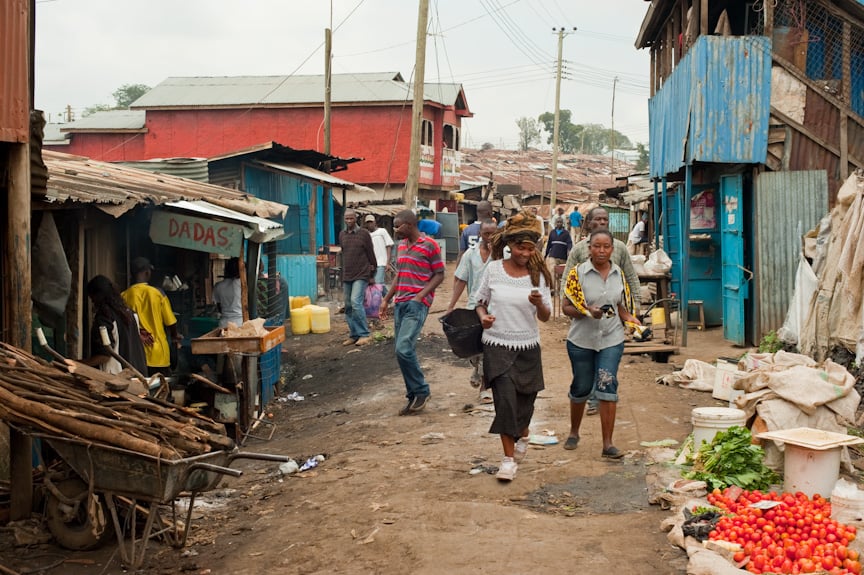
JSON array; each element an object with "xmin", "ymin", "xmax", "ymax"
[
  {"xmin": 704, "ymin": 487, "xmax": 861, "ymax": 574},
  {"xmin": 684, "ymin": 426, "xmax": 779, "ymax": 491}
]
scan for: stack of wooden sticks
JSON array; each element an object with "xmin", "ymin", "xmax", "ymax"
[{"xmin": 0, "ymin": 342, "xmax": 232, "ymax": 460}]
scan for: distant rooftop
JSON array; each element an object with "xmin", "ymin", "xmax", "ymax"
[
  {"xmin": 60, "ymin": 110, "xmax": 146, "ymax": 132},
  {"xmin": 131, "ymin": 73, "xmax": 471, "ymax": 114}
]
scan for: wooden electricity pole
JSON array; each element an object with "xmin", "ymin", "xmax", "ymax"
[
  {"xmin": 403, "ymin": 0, "xmax": 429, "ymax": 208},
  {"xmin": 610, "ymin": 76, "xmax": 618, "ymax": 180},
  {"xmin": 550, "ymin": 27, "xmax": 575, "ymax": 212}
]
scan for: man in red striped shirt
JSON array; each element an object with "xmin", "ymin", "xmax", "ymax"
[{"xmin": 380, "ymin": 209, "xmax": 445, "ymax": 415}]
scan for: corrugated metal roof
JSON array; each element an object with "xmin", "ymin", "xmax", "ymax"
[
  {"xmin": 131, "ymin": 73, "xmax": 467, "ymax": 110},
  {"xmin": 164, "ymin": 200, "xmax": 285, "ymax": 243},
  {"xmin": 120, "ymin": 157, "xmax": 210, "ymax": 182},
  {"xmin": 60, "ymin": 110, "xmax": 146, "ymax": 132},
  {"xmin": 254, "ymin": 160, "xmax": 372, "ymax": 192},
  {"xmin": 43, "ymin": 123, "xmax": 70, "ymax": 146},
  {"xmin": 0, "ymin": 0, "xmax": 29, "ymax": 143},
  {"xmin": 40, "ymin": 150, "xmax": 288, "ymax": 219}
]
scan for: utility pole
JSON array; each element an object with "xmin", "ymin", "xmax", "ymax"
[
  {"xmin": 319, "ymin": 26, "xmax": 333, "ymax": 250},
  {"xmin": 610, "ymin": 76, "xmax": 618, "ymax": 180},
  {"xmin": 65, "ymin": 104, "xmax": 73, "ymax": 123},
  {"xmin": 550, "ymin": 27, "xmax": 575, "ymax": 212},
  {"xmin": 404, "ymin": 0, "xmax": 430, "ymax": 208}
]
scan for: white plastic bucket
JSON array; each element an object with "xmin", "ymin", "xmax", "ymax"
[
  {"xmin": 713, "ymin": 358, "xmax": 744, "ymax": 401},
  {"xmin": 831, "ymin": 482, "xmax": 864, "ymax": 523},
  {"xmin": 783, "ymin": 444, "xmax": 840, "ymax": 499},
  {"xmin": 691, "ymin": 407, "xmax": 747, "ymax": 447}
]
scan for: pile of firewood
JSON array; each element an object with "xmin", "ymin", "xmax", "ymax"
[{"xmin": 0, "ymin": 342, "xmax": 233, "ymax": 460}]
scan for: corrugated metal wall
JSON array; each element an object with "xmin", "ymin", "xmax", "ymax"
[
  {"xmin": 690, "ymin": 37, "xmax": 771, "ymax": 165},
  {"xmin": 755, "ymin": 170, "xmax": 828, "ymax": 334},
  {"xmin": 0, "ymin": 0, "xmax": 29, "ymax": 143},
  {"xmin": 649, "ymin": 36, "xmax": 771, "ymax": 178}
]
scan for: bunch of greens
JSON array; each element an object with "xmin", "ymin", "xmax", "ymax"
[{"xmin": 684, "ymin": 426, "xmax": 779, "ymax": 491}]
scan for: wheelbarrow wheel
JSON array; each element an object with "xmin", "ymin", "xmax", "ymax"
[{"xmin": 45, "ymin": 477, "xmax": 114, "ymax": 551}]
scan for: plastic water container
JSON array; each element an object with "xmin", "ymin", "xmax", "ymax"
[
  {"xmin": 650, "ymin": 307, "xmax": 666, "ymax": 327},
  {"xmin": 691, "ymin": 407, "xmax": 747, "ymax": 446},
  {"xmin": 307, "ymin": 305, "xmax": 331, "ymax": 334},
  {"xmin": 290, "ymin": 295, "xmax": 311, "ymax": 310},
  {"xmin": 290, "ymin": 306, "xmax": 311, "ymax": 335}
]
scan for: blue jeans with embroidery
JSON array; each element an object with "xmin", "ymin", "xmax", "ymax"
[
  {"xmin": 566, "ymin": 341, "xmax": 625, "ymax": 403},
  {"xmin": 394, "ymin": 300, "xmax": 430, "ymax": 399},
  {"xmin": 343, "ymin": 279, "xmax": 369, "ymax": 339}
]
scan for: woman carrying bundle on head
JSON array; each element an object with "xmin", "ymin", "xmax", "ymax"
[{"xmin": 473, "ymin": 211, "xmax": 552, "ymax": 482}]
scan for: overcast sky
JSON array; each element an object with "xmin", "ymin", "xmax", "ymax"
[{"xmin": 34, "ymin": 0, "xmax": 651, "ymax": 150}]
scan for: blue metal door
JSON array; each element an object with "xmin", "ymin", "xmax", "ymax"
[{"xmin": 720, "ymin": 174, "xmax": 748, "ymax": 345}]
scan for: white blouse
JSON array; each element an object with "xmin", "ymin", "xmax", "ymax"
[{"xmin": 474, "ymin": 260, "xmax": 552, "ymax": 350}]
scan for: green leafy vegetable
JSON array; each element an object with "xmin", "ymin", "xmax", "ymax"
[{"xmin": 684, "ymin": 426, "xmax": 779, "ymax": 491}]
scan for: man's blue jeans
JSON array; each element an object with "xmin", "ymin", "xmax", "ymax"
[
  {"xmin": 343, "ymin": 279, "xmax": 369, "ymax": 339},
  {"xmin": 374, "ymin": 265, "xmax": 387, "ymax": 285},
  {"xmin": 394, "ymin": 300, "xmax": 430, "ymax": 399}
]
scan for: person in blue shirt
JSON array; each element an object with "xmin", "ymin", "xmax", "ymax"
[
  {"xmin": 417, "ymin": 215, "xmax": 442, "ymax": 238},
  {"xmin": 569, "ymin": 208, "xmax": 584, "ymax": 242}
]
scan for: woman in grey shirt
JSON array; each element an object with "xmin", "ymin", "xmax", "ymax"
[{"xmin": 561, "ymin": 229, "xmax": 641, "ymax": 459}]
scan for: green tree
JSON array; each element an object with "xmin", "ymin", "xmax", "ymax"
[
  {"xmin": 515, "ymin": 117, "xmax": 540, "ymax": 151},
  {"xmin": 82, "ymin": 103, "xmax": 112, "ymax": 117},
  {"xmin": 636, "ymin": 142, "xmax": 649, "ymax": 171},
  {"xmin": 113, "ymin": 84, "xmax": 150, "ymax": 108},
  {"xmin": 481, "ymin": 142, "xmax": 494, "ymax": 151},
  {"xmin": 538, "ymin": 110, "xmax": 635, "ymax": 154}
]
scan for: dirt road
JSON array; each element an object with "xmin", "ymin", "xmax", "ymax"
[{"xmin": 1, "ymin": 266, "xmax": 747, "ymax": 574}]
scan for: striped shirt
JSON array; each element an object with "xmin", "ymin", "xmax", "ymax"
[{"xmin": 392, "ymin": 236, "xmax": 445, "ymax": 306}]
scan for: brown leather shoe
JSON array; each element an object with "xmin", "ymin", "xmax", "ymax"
[
  {"xmin": 354, "ymin": 336, "xmax": 372, "ymax": 346},
  {"xmin": 342, "ymin": 338, "xmax": 357, "ymax": 346}
]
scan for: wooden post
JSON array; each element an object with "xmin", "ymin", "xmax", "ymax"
[
  {"xmin": 700, "ymin": 0, "xmax": 708, "ymax": 36},
  {"xmin": 403, "ymin": 0, "xmax": 429, "ymax": 208},
  {"xmin": 763, "ymin": 0, "xmax": 774, "ymax": 38},
  {"xmin": 7, "ymin": 141, "xmax": 32, "ymax": 520},
  {"xmin": 650, "ymin": 46, "xmax": 656, "ymax": 96},
  {"xmin": 693, "ymin": 0, "xmax": 702, "ymax": 43},
  {"xmin": 239, "ymin": 250, "xmax": 249, "ymax": 323}
]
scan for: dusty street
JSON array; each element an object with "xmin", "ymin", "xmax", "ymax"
[{"xmin": 1, "ymin": 265, "xmax": 747, "ymax": 575}]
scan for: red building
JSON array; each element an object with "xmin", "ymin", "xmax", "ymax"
[{"xmin": 46, "ymin": 72, "xmax": 473, "ymax": 198}]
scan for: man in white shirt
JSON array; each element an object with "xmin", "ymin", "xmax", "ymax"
[
  {"xmin": 364, "ymin": 214, "xmax": 394, "ymax": 285},
  {"xmin": 627, "ymin": 212, "xmax": 649, "ymax": 255},
  {"xmin": 213, "ymin": 258, "xmax": 243, "ymax": 328}
]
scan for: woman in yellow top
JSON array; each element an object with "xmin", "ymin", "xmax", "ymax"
[{"xmin": 121, "ymin": 257, "xmax": 182, "ymax": 376}]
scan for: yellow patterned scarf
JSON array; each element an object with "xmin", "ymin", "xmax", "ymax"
[{"xmin": 564, "ymin": 263, "xmax": 637, "ymax": 327}]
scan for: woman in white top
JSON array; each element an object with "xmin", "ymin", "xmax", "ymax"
[{"xmin": 474, "ymin": 212, "xmax": 552, "ymax": 482}]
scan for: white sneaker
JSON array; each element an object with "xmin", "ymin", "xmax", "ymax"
[
  {"xmin": 513, "ymin": 437, "xmax": 529, "ymax": 463},
  {"xmin": 496, "ymin": 457, "xmax": 518, "ymax": 481}
]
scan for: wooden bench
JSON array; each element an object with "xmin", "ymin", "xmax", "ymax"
[{"xmin": 624, "ymin": 341, "xmax": 679, "ymax": 363}]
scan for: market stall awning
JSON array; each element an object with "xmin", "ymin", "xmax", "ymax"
[
  {"xmin": 150, "ymin": 200, "xmax": 287, "ymax": 254},
  {"xmin": 38, "ymin": 150, "xmax": 289, "ymax": 220}
]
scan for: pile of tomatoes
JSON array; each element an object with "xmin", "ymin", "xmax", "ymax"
[{"xmin": 705, "ymin": 487, "xmax": 861, "ymax": 574}]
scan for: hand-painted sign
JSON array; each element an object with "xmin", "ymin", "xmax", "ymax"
[{"xmin": 150, "ymin": 211, "xmax": 243, "ymax": 255}]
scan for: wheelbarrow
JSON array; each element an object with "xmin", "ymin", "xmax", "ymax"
[{"xmin": 37, "ymin": 433, "xmax": 289, "ymax": 569}]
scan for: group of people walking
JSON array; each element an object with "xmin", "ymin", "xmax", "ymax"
[{"xmin": 344, "ymin": 200, "xmax": 643, "ymax": 483}]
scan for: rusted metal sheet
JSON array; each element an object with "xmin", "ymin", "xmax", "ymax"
[
  {"xmin": 786, "ymin": 132, "xmax": 842, "ymax": 205},
  {"xmin": 649, "ymin": 36, "xmax": 771, "ymax": 178},
  {"xmin": 803, "ymin": 88, "xmax": 841, "ymax": 148},
  {"xmin": 0, "ymin": 0, "xmax": 29, "ymax": 143},
  {"xmin": 755, "ymin": 170, "xmax": 828, "ymax": 334},
  {"xmin": 39, "ymin": 150, "xmax": 288, "ymax": 219}
]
